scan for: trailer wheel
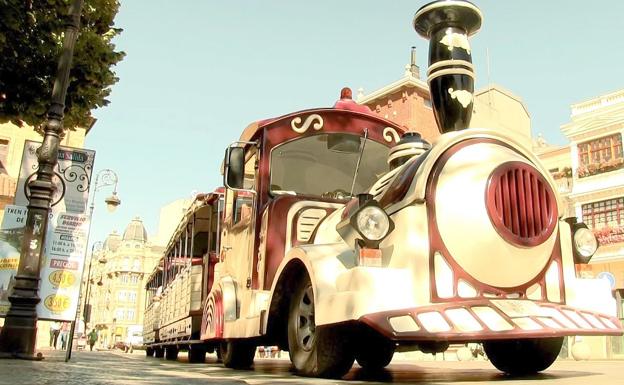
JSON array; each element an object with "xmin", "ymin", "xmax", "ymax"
[
  {"xmin": 165, "ymin": 346, "xmax": 179, "ymax": 361},
  {"xmin": 484, "ymin": 337, "xmax": 563, "ymax": 375},
  {"xmin": 154, "ymin": 347, "xmax": 164, "ymax": 358},
  {"xmin": 354, "ymin": 329, "xmax": 395, "ymax": 370},
  {"xmin": 287, "ymin": 275, "xmax": 354, "ymax": 378},
  {"xmin": 145, "ymin": 347, "xmax": 154, "ymax": 357},
  {"xmin": 219, "ymin": 340, "xmax": 255, "ymax": 369},
  {"xmin": 188, "ymin": 346, "xmax": 207, "ymax": 363}
]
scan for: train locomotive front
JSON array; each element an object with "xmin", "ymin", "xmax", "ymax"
[{"xmin": 279, "ymin": 0, "xmax": 623, "ymax": 378}]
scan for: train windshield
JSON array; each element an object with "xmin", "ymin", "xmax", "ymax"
[{"xmin": 269, "ymin": 133, "xmax": 389, "ymax": 199}]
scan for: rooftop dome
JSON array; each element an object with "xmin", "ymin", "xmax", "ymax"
[
  {"xmin": 123, "ymin": 216, "xmax": 148, "ymax": 243},
  {"xmin": 103, "ymin": 230, "xmax": 122, "ymax": 252}
]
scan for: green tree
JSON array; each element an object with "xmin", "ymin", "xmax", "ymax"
[{"xmin": 0, "ymin": 0, "xmax": 125, "ymax": 130}]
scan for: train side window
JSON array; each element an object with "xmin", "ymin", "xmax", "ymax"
[
  {"xmin": 233, "ymin": 149, "xmax": 257, "ymax": 224},
  {"xmin": 234, "ymin": 196, "xmax": 253, "ymax": 223}
]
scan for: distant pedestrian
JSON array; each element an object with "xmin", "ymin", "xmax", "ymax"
[
  {"xmin": 49, "ymin": 321, "xmax": 61, "ymax": 349},
  {"xmin": 59, "ymin": 322, "xmax": 70, "ymax": 350},
  {"xmin": 88, "ymin": 329, "xmax": 98, "ymax": 351}
]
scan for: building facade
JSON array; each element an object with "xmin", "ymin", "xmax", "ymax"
[
  {"xmin": 560, "ymin": 89, "xmax": 624, "ymax": 358},
  {"xmin": 86, "ymin": 217, "xmax": 162, "ymax": 348}
]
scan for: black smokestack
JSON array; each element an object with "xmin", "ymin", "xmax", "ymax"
[{"xmin": 413, "ymin": 0, "xmax": 482, "ymax": 133}]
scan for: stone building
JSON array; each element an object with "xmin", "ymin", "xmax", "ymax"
[
  {"xmin": 87, "ymin": 217, "xmax": 162, "ymax": 348},
  {"xmin": 560, "ymin": 89, "xmax": 624, "ymax": 358}
]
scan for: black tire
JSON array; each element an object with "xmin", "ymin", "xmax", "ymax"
[
  {"xmin": 219, "ymin": 340, "xmax": 255, "ymax": 369},
  {"xmin": 154, "ymin": 347, "xmax": 164, "ymax": 358},
  {"xmin": 484, "ymin": 337, "xmax": 563, "ymax": 375},
  {"xmin": 287, "ymin": 275, "xmax": 354, "ymax": 378},
  {"xmin": 189, "ymin": 346, "xmax": 207, "ymax": 363},
  {"xmin": 145, "ymin": 347, "xmax": 154, "ymax": 357},
  {"xmin": 354, "ymin": 328, "xmax": 395, "ymax": 370},
  {"xmin": 165, "ymin": 346, "xmax": 179, "ymax": 361}
]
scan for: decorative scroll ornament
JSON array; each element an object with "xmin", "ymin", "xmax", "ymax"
[
  {"xmin": 448, "ymin": 88, "xmax": 473, "ymax": 108},
  {"xmin": 291, "ymin": 114, "xmax": 324, "ymax": 134},
  {"xmin": 439, "ymin": 31, "xmax": 471, "ymax": 53},
  {"xmin": 383, "ymin": 127, "xmax": 401, "ymax": 143}
]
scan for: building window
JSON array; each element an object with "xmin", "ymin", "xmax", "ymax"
[
  {"xmin": 582, "ymin": 197, "xmax": 624, "ymax": 228},
  {"xmin": 126, "ymin": 309, "xmax": 135, "ymax": 321},
  {"xmin": 133, "ymin": 258, "xmax": 140, "ymax": 271},
  {"xmin": 115, "ymin": 308, "xmax": 124, "ymax": 321},
  {"xmin": 577, "ymin": 134, "xmax": 623, "ymax": 176},
  {"xmin": 0, "ymin": 139, "xmax": 9, "ymax": 173},
  {"xmin": 128, "ymin": 291, "xmax": 137, "ymax": 303},
  {"xmin": 119, "ymin": 274, "xmax": 128, "ymax": 284},
  {"xmin": 117, "ymin": 291, "xmax": 126, "ymax": 301},
  {"xmin": 130, "ymin": 274, "xmax": 139, "ymax": 285}
]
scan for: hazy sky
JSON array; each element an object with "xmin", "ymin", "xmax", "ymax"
[{"xmin": 86, "ymin": 0, "xmax": 624, "ymax": 247}]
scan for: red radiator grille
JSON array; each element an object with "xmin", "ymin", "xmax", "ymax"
[{"xmin": 486, "ymin": 162, "xmax": 557, "ymax": 247}]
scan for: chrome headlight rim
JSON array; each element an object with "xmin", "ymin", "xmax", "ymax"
[
  {"xmin": 355, "ymin": 205, "xmax": 391, "ymax": 241},
  {"xmin": 572, "ymin": 223, "xmax": 598, "ymax": 263},
  {"xmin": 336, "ymin": 196, "xmax": 395, "ymax": 249}
]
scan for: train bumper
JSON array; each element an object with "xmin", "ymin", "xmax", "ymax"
[{"xmin": 359, "ymin": 299, "xmax": 623, "ymax": 342}]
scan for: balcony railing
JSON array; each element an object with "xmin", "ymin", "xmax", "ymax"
[
  {"xmin": 577, "ymin": 159, "xmax": 624, "ymax": 179},
  {"xmin": 593, "ymin": 225, "xmax": 624, "ymax": 245}
]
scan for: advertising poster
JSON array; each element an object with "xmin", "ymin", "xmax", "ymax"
[
  {"xmin": 36, "ymin": 212, "xmax": 90, "ymax": 320},
  {"xmin": 15, "ymin": 140, "xmax": 95, "ymax": 214},
  {"xmin": 0, "ymin": 205, "xmax": 27, "ymax": 316},
  {"xmin": 0, "ymin": 141, "xmax": 96, "ymax": 320}
]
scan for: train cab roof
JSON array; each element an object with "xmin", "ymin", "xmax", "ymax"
[{"xmin": 238, "ymin": 88, "xmax": 404, "ymax": 143}]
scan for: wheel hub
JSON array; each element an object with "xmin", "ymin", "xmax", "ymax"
[{"xmin": 296, "ymin": 285, "xmax": 316, "ymax": 352}]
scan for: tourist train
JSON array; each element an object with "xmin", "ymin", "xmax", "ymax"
[{"xmin": 142, "ymin": 0, "xmax": 623, "ymax": 378}]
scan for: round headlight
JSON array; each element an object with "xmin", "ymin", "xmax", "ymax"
[
  {"xmin": 356, "ymin": 206, "xmax": 390, "ymax": 241},
  {"xmin": 573, "ymin": 227, "xmax": 598, "ymax": 258}
]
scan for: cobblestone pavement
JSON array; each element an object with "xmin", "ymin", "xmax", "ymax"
[
  {"xmin": 1, "ymin": 348, "xmax": 623, "ymax": 385},
  {"xmin": 0, "ymin": 349, "xmax": 246, "ymax": 385}
]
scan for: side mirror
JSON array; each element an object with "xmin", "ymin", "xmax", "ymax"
[{"xmin": 224, "ymin": 146, "xmax": 245, "ymax": 189}]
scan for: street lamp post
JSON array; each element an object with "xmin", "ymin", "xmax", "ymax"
[
  {"xmin": 65, "ymin": 169, "xmax": 120, "ymax": 361},
  {"xmin": 82, "ymin": 241, "xmax": 105, "ymax": 328},
  {"xmin": 0, "ymin": 0, "xmax": 85, "ymax": 359}
]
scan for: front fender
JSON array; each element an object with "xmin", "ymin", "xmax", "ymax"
[{"xmin": 269, "ymin": 242, "xmax": 417, "ymax": 326}]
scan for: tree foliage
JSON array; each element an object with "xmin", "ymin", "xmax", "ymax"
[{"xmin": 0, "ymin": 0, "xmax": 125, "ymax": 130}]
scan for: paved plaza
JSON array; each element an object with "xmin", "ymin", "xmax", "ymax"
[{"xmin": 0, "ymin": 348, "xmax": 623, "ymax": 385}]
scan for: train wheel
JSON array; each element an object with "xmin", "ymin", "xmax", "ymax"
[
  {"xmin": 154, "ymin": 347, "xmax": 164, "ymax": 358},
  {"xmin": 219, "ymin": 340, "xmax": 255, "ymax": 369},
  {"xmin": 145, "ymin": 347, "xmax": 154, "ymax": 357},
  {"xmin": 354, "ymin": 328, "xmax": 395, "ymax": 370},
  {"xmin": 484, "ymin": 337, "xmax": 563, "ymax": 375},
  {"xmin": 287, "ymin": 275, "xmax": 354, "ymax": 378},
  {"xmin": 188, "ymin": 346, "xmax": 207, "ymax": 363},
  {"xmin": 165, "ymin": 346, "xmax": 179, "ymax": 361}
]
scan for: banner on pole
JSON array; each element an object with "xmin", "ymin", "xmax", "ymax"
[
  {"xmin": 15, "ymin": 140, "xmax": 95, "ymax": 214},
  {"xmin": 0, "ymin": 141, "xmax": 96, "ymax": 320},
  {"xmin": 0, "ymin": 205, "xmax": 27, "ymax": 316},
  {"xmin": 36, "ymin": 211, "xmax": 90, "ymax": 320}
]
